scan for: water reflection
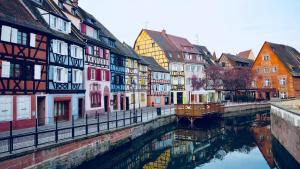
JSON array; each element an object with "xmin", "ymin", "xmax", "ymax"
[{"xmin": 76, "ymin": 112, "xmax": 300, "ymax": 169}]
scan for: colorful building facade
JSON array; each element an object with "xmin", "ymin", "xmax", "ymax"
[
  {"xmin": 57, "ymin": 0, "xmax": 112, "ymax": 116},
  {"xmin": 252, "ymin": 42, "xmax": 300, "ymax": 100},
  {"xmin": 140, "ymin": 56, "xmax": 170, "ymax": 107}
]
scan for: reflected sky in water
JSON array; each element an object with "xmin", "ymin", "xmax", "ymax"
[{"xmin": 77, "ymin": 112, "xmax": 299, "ymax": 169}]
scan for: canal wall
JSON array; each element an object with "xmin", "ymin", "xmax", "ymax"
[
  {"xmin": 271, "ymin": 105, "xmax": 300, "ymax": 164},
  {"xmin": 0, "ymin": 115, "xmax": 176, "ymax": 169},
  {"xmin": 222, "ymin": 103, "xmax": 270, "ymax": 118}
]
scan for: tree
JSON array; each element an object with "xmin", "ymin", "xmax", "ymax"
[
  {"xmin": 204, "ymin": 65, "xmax": 224, "ymax": 90},
  {"xmin": 191, "ymin": 75, "xmax": 205, "ymax": 91}
]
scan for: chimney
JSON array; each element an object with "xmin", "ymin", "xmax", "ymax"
[
  {"xmin": 72, "ymin": 0, "xmax": 78, "ymax": 7},
  {"xmin": 161, "ymin": 29, "xmax": 166, "ymax": 34}
]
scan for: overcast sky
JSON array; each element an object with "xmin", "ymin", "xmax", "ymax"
[{"xmin": 79, "ymin": 0, "xmax": 300, "ymax": 58}]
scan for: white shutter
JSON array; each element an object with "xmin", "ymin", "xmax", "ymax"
[
  {"xmin": 34, "ymin": 65, "xmax": 42, "ymax": 80},
  {"xmin": 70, "ymin": 45, "xmax": 75, "ymax": 58},
  {"xmin": 64, "ymin": 68, "xmax": 68, "ymax": 83},
  {"xmin": 72, "ymin": 69, "xmax": 76, "ymax": 83},
  {"xmin": 17, "ymin": 96, "xmax": 31, "ymax": 120},
  {"xmin": 67, "ymin": 22, "xmax": 71, "ymax": 34},
  {"xmin": 30, "ymin": 33, "xmax": 36, "ymax": 47},
  {"xmin": 79, "ymin": 70, "xmax": 82, "ymax": 83},
  {"xmin": 11, "ymin": 28, "xmax": 18, "ymax": 43},
  {"xmin": 53, "ymin": 66, "xmax": 57, "ymax": 82},
  {"xmin": 0, "ymin": 96, "xmax": 12, "ymax": 121},
  {"xmin": 50, "ymin": 15, "xmax": 55, "ymax": 28},
  {"xmin": 63, "ymin": 42, "xmax": 68, "ymax": 55},
  {"xmin": 78, "ymin": 47, "xmax": 83, "ymax": 59},
  {"xmin": 52, "ymin": 40, "xmax": 58, "ymax": 53},
  {"xmin": 1, "ymin": 61, "xmax": 10, "ymax": 78},
  {"xmin": 1, "ymin": 25, "xmax": 11, "ymax": 42}
]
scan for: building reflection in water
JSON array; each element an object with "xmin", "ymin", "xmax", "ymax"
[{"xmin": 76, "ymin": 112, "xmax": 300, "ymax": 169}]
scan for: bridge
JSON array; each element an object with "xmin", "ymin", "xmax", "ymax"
[{"xmin": 174, "ymin": 103, "xmax": 224, "ymax": 125}]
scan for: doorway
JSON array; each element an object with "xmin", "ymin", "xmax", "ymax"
[
  {"xmin": 54, "ymin": 101, "xmax": 70, "ymax": 121},
  {"xmin": 37, "ymin": 96, "xmax": 46, "ymax": 126},
  {"xmin": 126, "ymin": 97, "xmax": 130, "ymax": 110},
  {"xmin": 171, "ymin": 92, "xmax": 174, "ymax": 104},
  {"xmin": 78, "ymin": 98, "xmax": 84, "ymax": 118},
  {"xmin": 104, "ymin": 96, "xmax": 109, "ymax": 112},
  {"xmin": 265, "ymin": 92, "xmax": 271, "ymax": 100},
  {"xmin": 177, "ymin": 92, "xmax": 183, "ymax": 104},
  {"xmin": 165, "ymin": 96, "xmax": 169, "ymax": 105}
]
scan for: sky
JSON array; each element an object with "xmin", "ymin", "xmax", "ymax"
[{"xmin": 79, "ymin": 0, "xmax": 300, "ymax": 58}]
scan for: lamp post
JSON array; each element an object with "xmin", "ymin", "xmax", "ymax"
[{"xmin": 131, "ymin": 79, "xmax": 137, "ymax": 123}]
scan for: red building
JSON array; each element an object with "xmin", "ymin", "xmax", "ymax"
[{"xmin": 0, "ymin": 0, "xmax": 50, "ymax": 130}]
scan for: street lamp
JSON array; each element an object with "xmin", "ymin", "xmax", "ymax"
[{"xmin": 131, "ymin": 79, "xmax": 137, "ymax": 123}]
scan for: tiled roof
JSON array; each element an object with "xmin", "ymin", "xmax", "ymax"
[
  {"xmin": 121, "ymin": 43, "xmax": 140, "ymax": 60},
  {"xmin": 22, "ymin": 0, "xmax": 84, "ymax": 45},
  {"xmin": 237, "ymin": 50, "xmax": 252, "ymax": 59},
  {"xmin": 0, "ymin": 0, "xmax": 50, "ymax": 34},
  {"xmin": 267, "ymin": 42, "xmax": 300, "ymax": 76},
  {"xmin": 140, "ymin": 56, "xmax": 169, "ymax": 73},
  {"xmin": 166, "ymin": 34, "xmax": 199, "ymax": 54},
  {"xmin": 221, "ymin": 53, "xmax": 253, "ymax": 65},
  {"xmin": 143, "ymin": 29, "xmax": 181, "ymax": 61},
  {"xmin": 193, "ymin": 44, "xmax": 215, "ymax": 65}
]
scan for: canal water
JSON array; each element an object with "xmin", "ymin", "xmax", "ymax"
[{"xmin": 76, "ymin": 111, "xmax": 300, "ymax": 169}]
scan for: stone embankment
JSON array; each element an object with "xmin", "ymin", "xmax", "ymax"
[
  {"xmin": 0, "ymin": 115, "xmax": 176, "ymax": 169},
  {"xmin": 271, "ymin": 100, "xmax": 300, "ymax": 164}
]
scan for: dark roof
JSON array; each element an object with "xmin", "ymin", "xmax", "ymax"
[
  {"xmin": 23, "ymin": 0, "xmax": 84, "ymax": 45},
  {"xmin": 140, "ymin": 56, "xmax": 169, "ymax": 73},
  {"xmin": 221, "ymin": 53, "xmax": 253, "ymax": 65},
  {"xmin": 267, "ymin": 42, "xmax": 300, "ymax": 76},
  {"xmin": 142, "ymin": 29, "xmax": 181, "ymax": 61},
  {"xmin": 166, "ymin": 34, "xmax": 199, "ymax": 54},
  {"xmin": 121, "ymin": 43, "xmax": 140, "ymax": 60},
  {"xmin": 0, "ymin": 0, "xmax": 50, "ymax": 34},
  {"xmin": 193, "ymin": 44, "xmax": 215, "ymax": 65}
]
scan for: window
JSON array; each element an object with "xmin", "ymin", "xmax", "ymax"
[
  {"xmin": 264, "ymin": 68, "xmax": 269, "ymax": 73},
  {"xmin": 251, "ymin": 80, "xmax": 256, "ymax": 88},
  {"xmin": 17, "ymin": 96, "xmax": 31, "ymax": 120},
  {"xmin": 71, "ymin": 45, "xmax": 83, "ymax": 59},
  {"xmin": 221, "ymin": 62, "xmax": 225, "ymax": 67},
  {"xmin": 256, "ymin": 68, "xmax": 259, "ymax": 73},
  {"xmin": 91, "ymin": 92, "xmax": 101, "ymax": 108},
  {"xmin": 155, "ymin": 97, "xmax": 161, "ymax": 104},
  {"xmin": 280, "ymin": 92, "xmax": 287, "ymax": 99},
  {"xmin": 101, "ymin": 70, "xmax": 105, "ymax": 81},
  {"xmin": 72, "ymin": 69, "xmax": 82, "ymax": 83},
  {"xmin": 54, "ymin": 101, "xmax": 69, "ymax": 118},
  {"xmin": 91, "ymin": 68, "xmax": 96, "ymax": 80},
  {"xmin": 152, "ymin": 43, "xmax": 155, "ymax": 47},
  {"xmin": 52, "ymin": 40, "xmax": 68, "ymax": 55},
  {"xmin": 58, "ymin": 1, "xmax": 64, "ymax": 9},
  {"xmin": 34, "ymin": 65, "xmax": 42, "ymax": 80},
  {"xmin": 9, "ymin": 63, "xmax": 33, "ymax": 79},
  {"xmin": 54, "ymin": 67, "xmax": 68, "ymax": 83},
  {"xmin": 131, "ymin": 94, "xmax": 135, "ymax": 103},
  {"xmin": 30, "ymin": 33, "xmax": 36, "ymax": 47},
  {"xmin": 0, "ymin": 96, "xmax": 13, "ymax": 121},
  {"xmin": 49, "ymin": 15, "xmax": 71, "ymax": 33},
  {"xmin": 141, "ymin": 93, "xmax": 145, "ymax": 102},
  {"xmin": 272, "ymin": 67, "xmax": 277, "ymax": 73},
  {"xmin": 264, "ymin": 79, "xmax": 271, "ymax": 87},
  {"xmin": 263, "ymin": 55, "xmax": 270, "ymax": 61},
  {"xmin": 17, "ymin": 31, "xmax": 27, "ymax": 45},
  {"xmin": 279, "ymin": 78, "xmax": 286, "ymax": 86}
]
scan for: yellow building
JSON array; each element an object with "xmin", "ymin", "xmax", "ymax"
[{"xmin": 134, "ymin": 29, "xmax": 187, "ymax": 104}]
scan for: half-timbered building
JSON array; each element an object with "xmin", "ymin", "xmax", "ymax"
[
  {"xmin": 138, "ymin": 57, "xmax": 149, "ymax": 108},
  {"xmin": 24, "ymin": 0, "xmax": 85, "ymax": 123},
  {"xmin": 121, "ymin": 43, "xmax": 142, "ymax": 110},
  {"xmin": 55, "ymin": 0, "xmax": 112, "ymax": 116},
  {"xmin": 0, "ymin": 0, "xmax": 50, "ymax": 129},
  {"xmin": 134, "ymin": 29, "xmax": 185, "ymax": 104},
  {"xmin": 140, "ymin": 56, "xmax": 170, "ymax": 107}
]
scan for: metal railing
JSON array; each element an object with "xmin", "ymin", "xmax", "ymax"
[
  {"xmin": 174, "ymin": 103, "xmax": 224, "ymax": 117},
  {"xmin": 0, "ymin": 105, "xmax": 175, "ymax": 156}
]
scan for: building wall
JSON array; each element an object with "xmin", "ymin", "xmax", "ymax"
[
  {"xmin": 252, "ymin": 43, "xmax": 298, "ymax": 99},
  {"xmin": 134, "ymin": 31, "xmax": 169, "ymax": 69}
]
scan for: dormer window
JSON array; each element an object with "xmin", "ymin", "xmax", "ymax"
[
  {"xmin": 37, "ymin": 8, "xmax": 71, "ymax": 34},
  {"xmin": 32, "ymin": 0, "xmax": 43, "ymax": 4},
  {"xmin": 58, "ymin": 1, "xmax": 64, "ymax": 9}
]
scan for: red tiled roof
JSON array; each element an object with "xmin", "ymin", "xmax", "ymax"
[{"xmin": 237, "ymin": 50, "xmax": 252, "ymax": 59}]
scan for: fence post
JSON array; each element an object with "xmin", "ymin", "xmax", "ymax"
[
  {"xmin": 130, "ymin": 110, "xmax": 132, "ymax": 125},
  {"xmin": 107, "ymin": 112, "xmax": 109, "ymax": 130},
  {"xmin": 72, "ymin": 115, "xmax": 74, "ymax": 139},
  {"xmin": 85, "ymin": 115, "xmax": 88, "ymax": 135},
  {"xmin": 115, "ymin": 111, "xmax": 118, "ymax": 128},
  {"xmin": 9, "ymin": 121, "xmax": 13, "ymax": 154},
  {"xmin": 35, "ymin": 118, "xmax": 38, "ymax": 147},
  {"xmin": 123, "ymin": 111, "xmax": 125, "ymax": 126},
  {"xmin": 55, "ymin": 117, "xmax": 58, "ymax": 143},
  {"xmin": 97, "ymin": 112, "xmax": 100, "ymax": 133},
  {"xmin": 141, "ymin": 109, "xmax": 143, "ymax": 122}
]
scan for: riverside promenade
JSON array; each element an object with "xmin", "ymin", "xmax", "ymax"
[{"xmin": 271, "ymin": 99, "xmax": 300, "ymax": 164}]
